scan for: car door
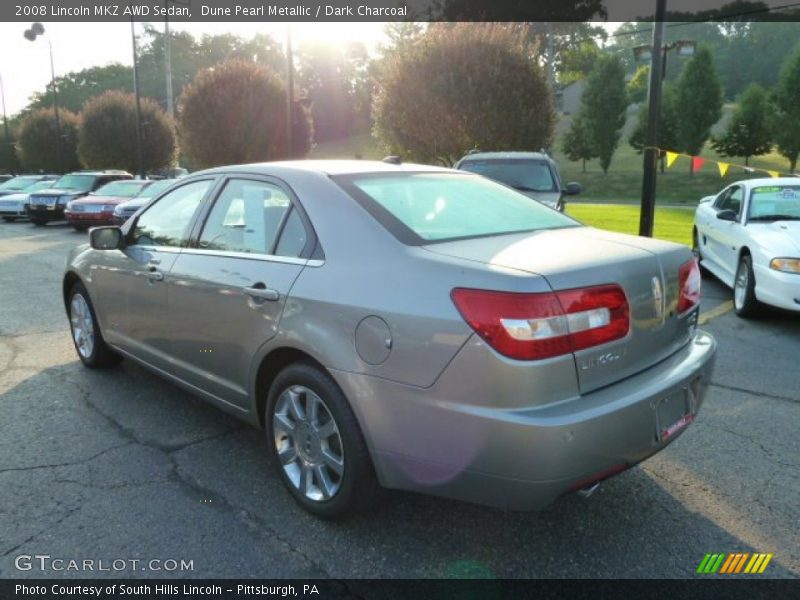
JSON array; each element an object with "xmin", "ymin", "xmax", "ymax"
[
  {"xmin": 165, "ymin": 176, "xmax": 313, "ymax": 408},
  {"xmin": 701, "ymin": 186, "xmax": 735, "ymax": 271},
  {"xmin": 92, "ymin": 178, "xmax": 215, "ymax": 370},
  {"xmin": 711, "ymin": 185, "xmax": 745, "ymax": 280}
]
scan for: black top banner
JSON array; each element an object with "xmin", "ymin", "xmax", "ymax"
[{"xmin": 4, "ymin": 0, "xmax": 800, "ymax": 22}]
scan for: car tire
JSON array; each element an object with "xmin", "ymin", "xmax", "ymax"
[
  {"xmin": 266, "ymin": 362, "xmax": 380, "ymax": 519},
  {"xmin": 67, "ymin": 282, "xmax": 123, "ymax": 368},
  {"xmin": 73, "ymin": 225, "xmax": 88, "ymax": 232},
  {"xmin": 31, "ymin": 218, "xmax": 47, "ymax": 226},
  {"xmin": 733, "ymin": 255, "xmax": 762, "ymax": 318},
  {"xmin": 2, "ymin": 216, "xmax": 15, "ymax": 222},
  {"xmin": 692, "ymin": 229, "xmax": 708, "ymax": 276}
]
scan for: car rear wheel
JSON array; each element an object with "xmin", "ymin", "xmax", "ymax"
[
  {"xmin": 31, "ymin": 218, "xmax": 46, "ymax": 226},
  {"xmin": 73, "ymin": 225, "xmax": 88, "ymax": 232},
  {"xmin": 266, "ymin": 362, "xmax": 380, "ymax": 518},
  {"xmin": 733, "ymin": 255, "xmax": 762, "ymax": 318},
  {"xmin": 68, "ymin": 283, "xmax": 122, "ymax": 368}
]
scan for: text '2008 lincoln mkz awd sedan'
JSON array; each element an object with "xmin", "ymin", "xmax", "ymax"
[{"xmin": 63, "ymin": 160, "xmax": 716, "ymax": 518}]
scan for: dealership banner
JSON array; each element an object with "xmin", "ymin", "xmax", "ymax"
[{"xmin": 4, "ymin": 0, "xmax": 800, "ymax": 22}]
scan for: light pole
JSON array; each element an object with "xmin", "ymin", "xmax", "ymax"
[
  {"xmin": 635, "ymin": 1, "xmax": 696, "ymax": 238},
  {"xmin": 131, "ymin": 17, "xmax": 145, "ymax": 179},
  {"xmin": 24, "ymin": 22, "xmax": 63, "ymax": 173}
]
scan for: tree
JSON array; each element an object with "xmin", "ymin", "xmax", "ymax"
[
  {"xmin": 772, "ymin": 43, "xmax": 800, "ymax": 172},
  {"xmin": 561, "ymin": 111, "xmax": 596, "ymax": 172},
  {"xmin": 629, "ymin": 84, "xmax": 679, "ymax": 172},
  {"xmin": 557, "ymin": 39, "xmax": 601, "ymax": 85},
  {"xmin": 580, "ymin": 54, "xmax": 627, "ymax": 174},
  {"xmin": 711, "ymin": 83, "xmax": 771, "ymax": 166},
  {"xmin": 178, "ymin": 60, "xmax": 312, "ymax": 169},
  {"xmin": 17, "ymin": 108, "xmax": 81, "ymax": 173},
  {"xmin": 0, "ymin": 130, "xmax": 17, "ymax": 174},
  {"xmin": 78, "ymin": 91, "xmax": 177, "ymax": 173},
  {"xmin": 373, "ymin": 23, "xmax": 554, "ymax": 165},
  {"xmin": 674, "ymin": 46, "xmax": 723, "ymax": 172}
]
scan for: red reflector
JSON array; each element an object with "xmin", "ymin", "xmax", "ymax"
[
  {"xmin": 451, "ymin": 284, "xmax": 630, "ymax": 361},
  {"xmin": 678, "ymin": 258, "xmax": 701, "ymax": 314}
]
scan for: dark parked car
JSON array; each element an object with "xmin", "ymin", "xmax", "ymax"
[
  {"xmin": 0, "ymin": 174, "xmax": 58, "ymax": 198},
  {"xmin": 63, "ymin": 160, "xmax": 714, "ymax": 518},
  {"xmin": 65, "ymin": 179, "xmax": 154, "ymax": 231},
  {"xmin": 455, "ymin": 151, "xmax": 581, "ymax": 212},
  {"xmin": 112, "ymin": 179, "xmax": 179, "ymax": 225},
  {"xmin": 27, "ymin": 171, "xmax": 132, "ymax": 226}
]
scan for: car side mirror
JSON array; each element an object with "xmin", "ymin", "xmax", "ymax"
[
  {"xmin": 89, "ymin": 226, "xmax": 123, "ymax": 250},
  {"xmin": 564, "ymin": 182, "xmax": 582, "ymax": 196},
  {"xmin": 716, "ymin": 209, "xmax": 738, "ymax": 222}
]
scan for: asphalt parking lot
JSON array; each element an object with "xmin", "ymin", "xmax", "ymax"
[{"xmin": 0, "ymin": 221, "xmax": 798, "ymax": 580}]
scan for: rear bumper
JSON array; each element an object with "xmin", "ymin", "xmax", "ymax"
[{"xmin": 333, "ymin": 330, "xmax": 717, "ymax": 510}]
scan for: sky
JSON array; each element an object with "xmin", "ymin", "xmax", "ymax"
[{"xmin": 0, "ymin": 21, "xmax": 390, "ymax": 117}]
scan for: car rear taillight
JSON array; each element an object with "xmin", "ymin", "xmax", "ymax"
[
  {"xmin": 451, "ymin": 284, "xmax": 630, "ymax": 361},
  {"xmin": 678, "ymin": 258, "xmax": 701, "ymax": 314}
]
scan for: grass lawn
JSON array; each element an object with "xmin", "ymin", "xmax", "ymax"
[{"xmin": 567, "ymin": 203, "xmax": 695, "ymax": 247}]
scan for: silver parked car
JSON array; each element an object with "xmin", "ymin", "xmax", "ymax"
[{"xmin": 63, "ymin": 160, "xmax": 716, "ymax": 518}]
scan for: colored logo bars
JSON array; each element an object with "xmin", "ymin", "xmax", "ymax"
[{"xmin": 696, "ymin": 553, "xmax": 773, "ymax": 574}]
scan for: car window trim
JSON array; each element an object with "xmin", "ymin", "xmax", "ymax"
[
  {"xmin": 190, "ymin": 173, "xmax": 319, "ymax": 260},
  {"xmin": 125, "ymin": 176, "xmax": 220, "ymax": 249}
]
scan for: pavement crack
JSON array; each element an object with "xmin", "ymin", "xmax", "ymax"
[
  {"xmin": 697, "ymin": 421, "xmax": 798, "ymax": 468},
  {"xmin": 709, "ymin": 382, "xmax": 799, "ymax": 405},
  {"xmin": 1, "ymin": 504, "xmax": 82, "ymax": 558},
  {"xmin": 0, "ymin": 442, "xmax": 134, "ymax": 475}
]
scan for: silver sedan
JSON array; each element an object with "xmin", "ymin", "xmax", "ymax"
[{"xmin": 63, "ymin": 160, "xmax": 716, "ymax": 518}]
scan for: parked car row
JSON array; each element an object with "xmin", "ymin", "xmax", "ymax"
[{"xmin": 0, "ymin": 170, "xmax": 183, "ymax": 228}]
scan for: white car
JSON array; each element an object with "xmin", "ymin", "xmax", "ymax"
[
  {"xmin": 693, "ymin": 177, "xmax": 800, "ymax": 317},
  {"xmin": 0, "ymin": 180, "xmax": 57, "ymax": 222}
]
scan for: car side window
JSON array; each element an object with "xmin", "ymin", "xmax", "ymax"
[
  {"xmin": 132, "ymin": 180, "xmax": 212, "ymax": 248},
  {"xmin": 198, "ymin": 179, "xmax": 295, "ymax": 255},
  {"xmin": 718, "ymin": 186, "xmax": 743, "ymax": 216},
  {"xmin": 274, "ymin": 208, "xmax": 308, "ymax": 257}
]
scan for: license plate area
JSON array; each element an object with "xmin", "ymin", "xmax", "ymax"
[{"xmin": 654, "ymin": 388, "xmax": 693, "ymax": 441}]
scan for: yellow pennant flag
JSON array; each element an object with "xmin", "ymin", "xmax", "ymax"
[
  {"xmin": 717, "ymin": 162, "xmax": 730, "ymax": 177},
  {"xmin": 665, "ymin": 151, "xmax": 679, "ymax": 169},
  {"xmin": 768, "ymin": 170, "xmax": 780, "ymax": 178}
]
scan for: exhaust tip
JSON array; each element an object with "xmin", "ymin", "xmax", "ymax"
[{"xmin": 577, "ymin": 482, "xmax": 601, "ymax": 498}]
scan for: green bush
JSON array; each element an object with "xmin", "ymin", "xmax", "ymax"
[{"xmin": 17, "ymin": 107, "xmax": 81, "ymax": 173}]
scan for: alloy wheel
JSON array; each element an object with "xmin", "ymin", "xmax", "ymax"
[
  {"xmin": 734, "ymin": 261, "xmax": 748, "ymax": 310},
  {"xmin": 70, "ymin": 293, "xmax": 95, "ymax": 359},
  {"xmin": 273, "ymin": 385, "xmax": 345, "ymax": 502}
]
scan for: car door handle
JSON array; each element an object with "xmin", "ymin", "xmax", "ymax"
[{"xmin": 244, "ymin": 285, "xmax": 279, "ymax": 301}]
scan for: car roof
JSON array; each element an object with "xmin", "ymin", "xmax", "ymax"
[
  {"xmin": 195, "ymin": 160, "xmax": 456, "ymax": 177},
  {"xmin": 67, "ymin": 170, "xmax": 132, "ymax": 176},
  {"xmin": 457, "ymin": 151, "xmax": 552, "ymax": 162}
]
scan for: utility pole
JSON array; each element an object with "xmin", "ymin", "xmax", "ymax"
[
  {"xmin": 131, "ymin": 17, "xmax": 145, "ymax": 178},
  {"xmin": 0, "ymin": 74, "xmax": 16, "ymax": 174},
  {"xmin": 286, "ymin": 26, "xmax": 294, "ymax": 159},
  {"xmin": 164, "ymin": 2, "xmax": 174, "ymax": 118},
  {"xmin": 638, "ymin": 0, "xmax": 667, "ymax": 238}
]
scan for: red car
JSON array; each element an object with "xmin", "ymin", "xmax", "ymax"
[{"xmin": 65, "ymin": 180, "xmax": 155, "ymax": 230}]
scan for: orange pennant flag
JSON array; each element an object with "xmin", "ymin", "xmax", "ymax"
[
  {"xmin": 768, "ymin": 170, "xmax": 780, "ymax": 178},
  {"xmin": 692, "ymin": 157, "xmax": 705, "ymax": 172},
  {"xmin": 717, "ymin": 162, "xmax": 730, "ymax": 177},
  {"xmin": 665, "ymin": 151, "xmax": 679, "ymax": 169}
]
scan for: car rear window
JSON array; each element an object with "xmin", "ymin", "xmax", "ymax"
[
  {"xmin": 336, "ymin": 172, "xmax": 578, "ymax": 244},
  {"xmin": 458, "ymin": 159, "xmax": 558, "ymax": 193}
]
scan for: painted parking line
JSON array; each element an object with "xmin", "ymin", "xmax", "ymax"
[{"xmin": 699, "ymin": 300, "xmax": 734, "ymax": 325}]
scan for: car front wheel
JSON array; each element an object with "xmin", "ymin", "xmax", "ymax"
[
  {"xmin": 266, "ymin": 362, "xmax": 380, "ymax": 518},
  {"xmin": 68, "ymin": 283, "xmax": 123, "ymax": 368},
  {"xmin": 733, "ymin": 255, "xmax": 761, "ymax": 318}
]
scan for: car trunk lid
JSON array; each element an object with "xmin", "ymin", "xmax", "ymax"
[{"xmin": 425, "ymin": 226, "xmax": 697, "ymax": 394}]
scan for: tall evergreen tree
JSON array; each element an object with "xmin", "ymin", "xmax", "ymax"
[
  {"xmin": 629, "ymin": 85, "xmax": 679, "ymax": 172},
  {"xmin": 674, "ymin": 46, "xmax": 723, "ymax": 173},
  {"xmin": 561, "ymin": 111, "xmax": 596, "ymax": 173},
  {"xmin": 711, "ymin": 83, "xmax": 771, "ymax": 166},
  {"xmin": 772, "ymin": 43, "xmax": 800, "ymax": 173},
  {"xmin": 580, "ymin": 54, "xmax": 627, "ymax": 174}
]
